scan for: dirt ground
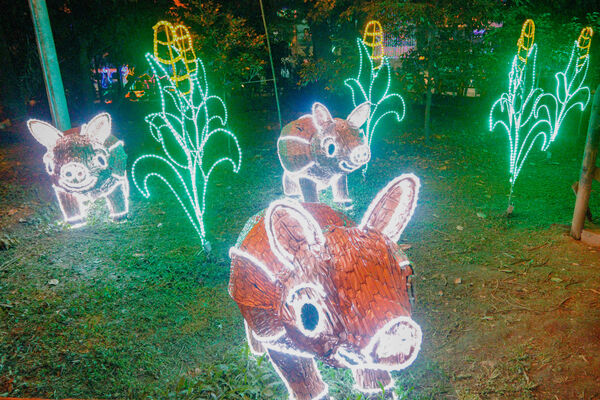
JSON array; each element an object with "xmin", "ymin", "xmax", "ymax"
[{"xmin": 0, "ymin": 101, "xmax": 599, "ymax": 399}]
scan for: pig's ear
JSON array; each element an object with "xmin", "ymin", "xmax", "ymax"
[
  {"xmin": 265, "ymin": 198, "xmax": 325, "ymax": 269},
  {"xmin": 229, "ymin": 248, "xmax": 281, "ymax": 310},
  {"xmin": 27, "ymin": 119, "xmax": 63, "ymax": 149},
  {"xmin": 359, "ymin": 173, "xmax": 420, "ymax": 242},
  {"xmin": 84, "ymin": 113, "xmax": 112, "ymax": 144},
  {"xmin": 347, "ymin": 101, "xmax": 371, "ymax": 129},
  {"xmin": 312, "ymin": 102, "xmax": 334, "ymax": 130}
]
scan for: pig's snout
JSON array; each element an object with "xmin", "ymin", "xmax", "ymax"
[
  {"xmin": 350, "ymin": 145, "xmax": 370, "ymax": 166},
  {"xmin": 60, "ymin": 162, "xmax": 95, "ymax": 190},
  {"xmin": 366, "ymin": 316, "xmax": 422, "ymax": 368}
]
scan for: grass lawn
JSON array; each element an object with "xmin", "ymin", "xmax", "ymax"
[{"xmin": 1, "ymin": 97, "xmax": 599, "ymax": 399}]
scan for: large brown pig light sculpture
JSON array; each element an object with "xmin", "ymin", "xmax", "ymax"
[
  {"xmin": 229, "ymin": 174, "xmax": 422, "ymax": 400},
  {"xmin": 27, "ymin": 113, "xmax": 129, "ymax": 227}
]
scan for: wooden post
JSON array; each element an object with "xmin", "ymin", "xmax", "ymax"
[
  {"xmin": 29, "ymin": 0, "xmax": 71, "ymax": 130},
  {"xmin": 571, "ymin": 85, "xmax": 600, "ymax": 240}
]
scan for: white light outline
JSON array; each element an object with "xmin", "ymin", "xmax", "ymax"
[
  {"xmin": 266, "ymin": 351, "xmax": 329, "ymax": 400},
  {"xmin": 311, "ymin": 102, "xmax": 334, "ymax": 134},
  {"xmin": 229, "ymin": 247, "xmax": 277, "ymax": 283},
  {"xmin": 320, "ymin": 136, "xmax": 338, "ymax": 158},
  {"xmin": 359, "ymin": 173, "xmax": 420, "ymax": 243},
  {"xmin": 344, "ymin": 38, "xmax": 406, "ymax": 173},
  {"xmin": 265, "ymin": 198, "xmax": 326, "ymax": 270},
  {"xmin": 489, "ymin": 23, "xmax": 593, "ymax": 200},
  {"xmin": 230, "ymin": 175, "xmax": 423, "ymax": 399},
  {"xmin": 360, "ymin": 316, "xmax": 422, "ymax": 371},
  {"xmin": 286, "ymin": 282, "xmax": 328, "ymax": 338},
  {"xmin": 28, "ymin": 113, "xmax": 129, "ymax": 226},
  {"xmin": 131, "ymin": 50, "xmax": 241, "ymax": 245},
  {"xmin": 277, "ymin": 102, "xmax": 370, "ymax": 203}
]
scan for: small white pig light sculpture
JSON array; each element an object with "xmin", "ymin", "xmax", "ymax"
[
  {"xmin": 277, "ymin": 102, "xmax": 371, "ymax": 207},
  {"xmin": 229, "ymin": 173, "xmax": 422, "ymax": 400},
  {"xmin": 27, "ymin": 113, "xmax": 129, "ymax": 227}
]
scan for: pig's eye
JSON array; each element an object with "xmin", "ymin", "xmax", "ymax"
[
  {"xmin": 327, "ymin": 143, "xmax": 336, "ymax": 157},
  {"xmin": 321, "ymin": 137, "xmax": 336, "ymax": 157},
  {"xmin": 94, "ymin": 155, "xmax": 107, "ymax": 168},
  {"xmin": 45, "ymin": 161, "xmax": 54, "ymax": 174},
  {"xmin": 287, "ymin": 284, "xmax": 328, "ymax": 337},
  {"xmin": 300, "ymin": 303, "xmax": 319, "ymax": 331}
]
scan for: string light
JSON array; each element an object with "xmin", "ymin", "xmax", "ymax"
[
  {"xmin": 131, "ymin": 51, "xmax": 241, "ymax": 246},
  {"xmin": 153, "ymin": 21, "xmax": 198, "ymax": 95},
  {"xmin": 489, "ymin": 20, "xmax": 550, "ymax": 203},
  {"xmin": 27, "ymin": 113, "xmax": 129, "ymax": 226},
  {"xmin": 277, "ymin": 102, "xmax": 371, "ymax": 206},
  {"xmin": 345, "ymin": 38, "xmax": 406, "ymax": 173},
  {"xmin": 539, "ymin": 26, "xmax": 594, "ymax": 148},
  {"xmin": 517, "ymin": 19, "xmax": 535, "ymax": 67},
  {"xmin": 363, "ymin": 20, "xmax": 384, "ymax": 69},
  {"xmin": 229, "ymin": 174, "xmax": 422, "ymax": 399},
  {"xmin": 577, "ymin": 27, "xmax": 594, "ymax": 68},
  {"xmin": 490, "ymin": 21, "xmax": 594, "ymax": 206}
]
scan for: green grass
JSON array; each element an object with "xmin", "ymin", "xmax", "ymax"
[{"xmin": 1, "ymin": 100, "xmax": 599, "ymax": 399}]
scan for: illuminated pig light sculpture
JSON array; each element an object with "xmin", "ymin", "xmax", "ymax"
[
  {"xmin": 278, "ymin": 102, "xmax": 371, "ymax": 207},
  {"xmin": 27, "ymin": 113, "xmax": 128, "ymax": 227},
  {"xmin": 229, "ymin": 174, "xmax": 422, "ymax": 400}
]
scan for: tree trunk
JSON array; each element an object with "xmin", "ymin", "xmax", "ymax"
[{"xmin": 424, "ymin": 83, "xmax": 432, "ymax": 140}]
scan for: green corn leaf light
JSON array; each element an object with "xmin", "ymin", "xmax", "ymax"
[
  {"xmin": 489, "ymin": 20, "xmax": 552, "ymax": 210},
  {"xmin": 490, "ymin": 21, "xmax": 594, "ymax": 211},
  {"xmin": 132, "ymin": 51, "xmax": 242, "ymax": 247},
  {"xmin": 538, "ymin": 26, "xmax": 594, "ymax": 150},
  {"xmin": 345, "ymin": 38, "xmax": 406, "ymax": 174}
]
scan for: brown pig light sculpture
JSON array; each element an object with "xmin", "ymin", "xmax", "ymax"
[
  {"xmin": 229, "ymin": 174, "xmax": 422, "ymax": 400},
  {"xmin": 277, "ymin": 102, "xmax": 371, "ymax": 208},
  {"xmin": 27, "ymin": 113, "xmax": 129, "ymax": 227}
]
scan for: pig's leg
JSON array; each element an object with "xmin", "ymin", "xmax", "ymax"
[
  {"xmin": 352, "ymin": 369, "xmax": 395, "ymax": 399},
  {"xmin": 299, "ymin": 177, "xmax": 319, "ymax": 203},
  {"xmin": 105, "ymin": 180, "xmax": 129, "ymax": 222},
  {"xmin": 283, "ymin": 171, "xmax": 301, "ymax": 197},
  {"xmin": 267, "ymin": 349, "xmax": 327, "ymax": 400},
  {"xmin": 54, "ymin": 186, "xmax": 86, "ymax": 226},
  {"xmin": 244, "ymin": 321, "xmax": 266, "ymax": 355},
  {"xmin": 331, "ymin": 174, "xmax": 352, "ymax": 207}
]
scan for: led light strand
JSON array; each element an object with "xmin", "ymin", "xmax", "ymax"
[
  {"xmin": 277, "ymin": 102, "xmax": 370, "ymax": 205},
  {"xmin": 577, "ymin": 27, "xmax": 594, "ymax": 68},
  {"xmin": 27, "ymin": 113, "xmax": 129, "ymax": 226},
  {"xmin": 363, "ymin": 20, "xmax": 384, "ymax": 70},
  {"xmin": 489, "ymin": 20, "xmax": 554, "ymax": 204},
  {"xmin": 539, "ymin": 26, "xmax": 594, "ymax": 148},
  {"xmin": 132, "ymin": 52, "xmax": 241, "ymax": 245},
  {"xmin": 345, "ymin": 38, "xmax": 405, "ymax": 173},
  {"xmin": 153, "ymin": 21, "xmax": 198, "ymax": 95},
  {"xmin": 517, "ymin": 19, "xmax": 535, "ymax": 67},
  {"xmin": 229, "ymin": 175, "xmax": 422, "ymax": 399}
]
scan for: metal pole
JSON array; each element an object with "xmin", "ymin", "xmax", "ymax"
[
  {"xmin": 259, "ymin": 0, "xmax": 282, "ymax": 130},
  {"xmin": 571, "ymin": 85, "xmax": 600, "ymax": 239},
  {"xmin": 28, "ymin": 0, "xmax": 71, "ymax": 130}
]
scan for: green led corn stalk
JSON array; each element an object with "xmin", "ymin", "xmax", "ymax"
[
  {"xmin": 345, "ymin": 38, "xmax": 405, "ymax": 173},
  {"xmin": 538, "ymin": 26, "xmax": 594, "ymax": 149},
  {"xmin": 489, "ymin": 20, "xmax": 552, "ymax": 209},
  {"xmin": 132, "ymin": 52, "xmax": 241, "ymax": 246}
]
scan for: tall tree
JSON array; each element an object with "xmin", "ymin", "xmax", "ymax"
[
  {"xmin": 168, "ymin": 0, "xmax": 266, "ymax": 97},
  {"xmin": 355, "ymin": 0, "xmax": 500, "ymax": 139}
]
